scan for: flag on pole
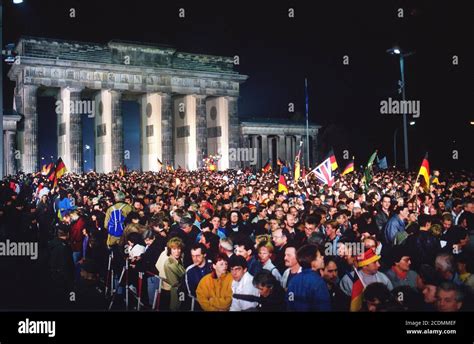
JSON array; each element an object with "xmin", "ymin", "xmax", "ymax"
[
  {"xmin": 157, "ymin": 158, "xmax": 163, "ymax": 169},
  {"xmin": 262, "ymin": 159, "xmax": 272, "ymax": 173},
  {"xmin": 53, "ymin": 158, "xmax": 67, "ymax": 187},
  {"xmin": 341, "ymin": 158, "xmax": 355, "ymax": 176},
  {"xmin": 308, "ymin": 157, "xmax": 334, "ymax": 186},
  {"xmin": 326, "ymin": 149, "xmax": 338, "ymax": 171},
  {"xmin": 294, "ymin": 141, "xmax": 303, "ymax": 182},
  {"xmin": 350, "ymin": 267, "xmax": 365, "ymax": 312},
  {"xmin": 363, "ymin": 150, "xmax": 378, "ymax": 188},
  {"xmin": 278, "ymin": 172, "xmax": 289, "ymax": 194},
  {"xmin": 377, "ymin": 156, "xmax": 388, "ymax": 170},
  {"xmin": 417, "ymin": 153, "xmax": 430, "ymax": 192}
]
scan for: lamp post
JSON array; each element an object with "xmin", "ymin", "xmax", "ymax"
[{"xmin": 387, "ymin": 46, "xmax": 414, "ymax": 170}]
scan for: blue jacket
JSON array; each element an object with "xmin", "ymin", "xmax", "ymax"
[
  {"xmin": 185, "ymin": 262, "xmax": 212, "ymax": 298},
  {"xmin": 287, "ymin": 268, "xmax": 331, "ymax": 311},
  {"xmin": 384, "ymin": 215, "xmax": 405, "ymax": 245}
]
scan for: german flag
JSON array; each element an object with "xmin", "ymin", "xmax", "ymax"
[
  {"xmin": 278, "ymin": 172, "xmax": 288, "ymax": 194},
  {"xmin": 417, "ymin": 153, "xmax": 430, "ymax": 192},
  {"xmin": 53, "ymin": 158, "xmax": 67, "ymax": 187},
  {"xmin": 277, "ymin": 157, "xmax": 285, "ymax": 166},
  {"xmin": 262, "ymin": 159, "xmax": 272, "ymax": 173},
  {"xmin": 47, "ymin": 163, "xmax": 56, "ymax": 182},
  {"xmin": 326, "ymin": 149, "xmax": 338, "ymax": 171},
  {"xmin": 350, "ymin": 268, "xmax": 364, "ymax": 312},
  {"xmin": 341, "ymin": 158, "xmax": 354, "ymax": 176}
]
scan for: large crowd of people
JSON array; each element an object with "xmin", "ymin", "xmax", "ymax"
[{"xmin": 0, "ymin": 166, "xmax": 472, "ymax": 312}]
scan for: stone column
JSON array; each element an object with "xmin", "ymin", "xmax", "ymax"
[
  {"xmin": 161, "ymin": 93, "xmax": 174, "ymax": 167},
  {"xmin": 227, "ymin": 96, "xmax": 239, "ymax": 169},
  {"xmin": 195, "ymin": 95, "xmax": 207, "ymax": 167},
  {"xmin": 285, "ymin": 136, "xmax": 291, "ymax": 163},
  {"xmin": 18, "ymin": 85, "xmax": 39, "ymax": 173},
  {"xmin": 173, "ymin": 95, "xmax": 197, "ymax": 170},
  {"xmin": 57, "ymin": 87, "xmax": 83, "ymax": 174},
  {"xmin": 261, "ymin": 134, "xmax": 268, "ymax": 165},
  {"xmin": 3, "ymin": 115, "xmax": 21, "ymax": 176},
  {"xmin": 4, "ymin": 131, "xmax": 16, "ymax": 176},
  {"xmin": 140, "ymin": 93, "xmax": 163, "ymax": 172},
  {"xmin": 94, "ymin": 90, "xmax": 123, "ymax": 173},
  {"xmin": 278, "ymin": 135, "xmax": 286, "ymax": 163},
  {"xmin": 250, "ymin": 135, "xmax": 259, "ymax": 168},
  {"xmin": 206, "ymin": 97, "xmax": 229, "ymax": 170}
]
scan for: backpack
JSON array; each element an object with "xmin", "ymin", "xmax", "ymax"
[{"xmin": 107, "ymin": 203, "xmax": 127, "ymax": 237}]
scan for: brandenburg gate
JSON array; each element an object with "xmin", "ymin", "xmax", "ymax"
[{"xmin": 6, "ymin": 37, "xmax": 247, "ymax": 174}]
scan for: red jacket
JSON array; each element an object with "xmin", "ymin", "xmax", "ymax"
[{"xmin": 70, "ymin": 217, "xmax": 86, "ymax": 252}]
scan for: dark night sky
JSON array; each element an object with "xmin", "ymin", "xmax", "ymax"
[{"xmin": 3, "ymin": 0, "xmax": 473, "ymax": 170}]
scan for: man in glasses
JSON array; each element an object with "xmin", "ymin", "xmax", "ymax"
[{"xmin": 229, "ymin": 255, "xmax": 260, "ymax": 311}]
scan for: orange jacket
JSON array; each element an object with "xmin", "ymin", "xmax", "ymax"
[{"xmin": 196, "ymin": 272, "xmax": 233, "ymax": 311}]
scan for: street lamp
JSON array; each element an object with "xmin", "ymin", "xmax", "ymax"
[{"xmin": 387, "ymin": 45, "xmax": 415, "ymax": 170}]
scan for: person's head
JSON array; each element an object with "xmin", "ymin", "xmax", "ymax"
[
  {"xmin": 190, "ymin": 243, "xmax": 207, "ymax": 267},
  {"xmin": 304, "ymin": 215, "xmax": 320, "ymax": 237},
  {"xmin": 435, "ymin": 253, "xmax": 456, "ymax": 280},
  {"xmin": 229, "ymin": 254, "xmax": 248, "ymax": 282},
  {"xmin": 167, "ymin": 237, "xmax": 184, "ymax": 260},
  {"xmin": 211, "ymin": 216, "xmax": 220, "ymax": 231},
  {"xmin": 257, "ymin": 240, "xmax": 274, "ymax": 264},
  {"xmin": 391, "ymin": 246, "xmax": 411, "ymax": 272},
  {"xmin": 219, "ymin": 237, "xmax": 234, "ymax": 256},
  {"xmin": 142, "ymin": 230, "xmax": 156, "ymax": 247},
  {"xmin": 296, "ymin": 244, "xmax": 324, "ymax": 271},
  {"xmin": 284, "ymin": 245, "xmax": 299, "ymax": 269},
  {"xmin": 436, "ymin": 282, "xmax": 464, "ymax": 312},
  {"xmin": 127, "ymin": 231, "xmax": 144, "ymax": 248},
  {"xmin": 212, "ymin": 253, "xmax": 229, "ymax": 277},
  {"xmin": 179, "ymin": 217, "xmax": 194, "ymax": 233},
  {"xmin": 358, "ymin": 248, "xmax": 381, "ymax": 275},
  {"xmin": 234, "ymin": 238, "xmax": 254, "ymax": 260},
  {"xmin": 442, "ymin": 214, "xmax": 453, "ymax": 231},
  {"xmin": 325, "ymin": 220, "xmax": 338, "ymax": 239},
  {"xmin": 394, "ymin": 205, "xmax": 409, "ymax": 221},
  {"xmin": 321, "ymin": 256, "xmax": 339, "ymax": 285},
  {"xmin": 381, "ymin": 195, "xmax": 391, "ymax": 211},
  {"xmin": 418, "ymin": 264, "xmax": 441, "ymax": 304},
  {"xmin": 229, "ymin": 211, "xmax": 240, "ymax": 224},
  {"xmin": 363, "ymin": 282, "xmax": 392, "ymax": 312},
  {"xmin": 418, "ymin": 214, "xmax": 432, "ymax": 230},
  {"xmin": 271, "ymin": 228, "xmax": 287, "ymax": 247},
  {"xmin": 252, "ymin": 270, "xmax": 279, "ymax": 298}
]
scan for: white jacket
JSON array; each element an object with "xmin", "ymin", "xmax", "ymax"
[{"xmin": 230, "ymin": 272, "xmax": 260, "ymax": 311}]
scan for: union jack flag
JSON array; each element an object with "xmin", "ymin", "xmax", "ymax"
[{"xmin": 309, "ymin": 157, "xmax": 334, "ymax": 186}]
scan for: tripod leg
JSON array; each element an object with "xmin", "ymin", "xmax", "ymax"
[
  {"xmin": 125, "ymin": 260, "xmax": 129, "ymax": 311},
  {"xmin": 137, "ymin": 272, "xmax": 143, "ymax": 311}
]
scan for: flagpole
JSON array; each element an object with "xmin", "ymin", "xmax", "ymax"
[
  {"xmin": 305, "ymin": 78, "xmax": 310, "ymax": 167},
  {"xmin": 353, "ymin": 265, "xmax": 366, "ymax": 288}
]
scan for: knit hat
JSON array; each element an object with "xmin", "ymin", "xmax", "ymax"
[{"xmin": 357, "ymin": 248, "xmax": 381, "ymax": 267}]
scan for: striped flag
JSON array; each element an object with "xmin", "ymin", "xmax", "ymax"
[
  {"xmin": 326, "ymin": 149, "xmax": 338, "ymax": 171},
  {"xmin": 294, "ymin": 141, "xmax": 303, "ymax": 181},
  {"xmin": 53, "ymin": 158, "xmax": 67, "ymax": 187},
  {"xmin": 308, "ymin": 157, "xmax": 334, "ymax": 186},
  {"xmin": 262, "ymin": 159, "xmax": 272, "ymax": 173},
  {"xmin": 278, "ymin": 172, "xmax": 288, "ymax": 194},
  {"xmin": 417, "ymin": 153, "xmax": 430, "ymax": 192},
  {"xmin": 350, "ymin": 267, "xmax": 365, "ymax": 312},
  {"xmin": 342, "ymin": 158, "xmax": 355, "ymax": 176}
]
